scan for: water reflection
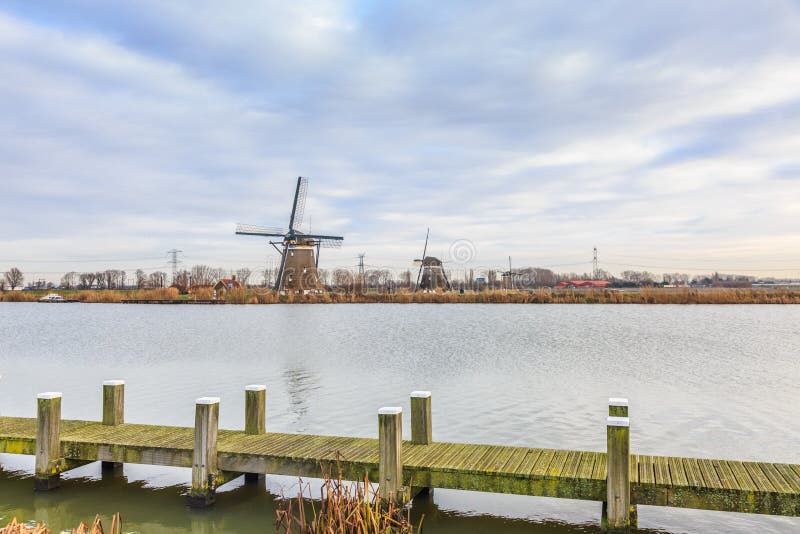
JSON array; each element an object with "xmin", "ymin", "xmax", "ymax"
[{"xmin": 282, "ymin": 367, "xmax": 321, "ymax": 431}]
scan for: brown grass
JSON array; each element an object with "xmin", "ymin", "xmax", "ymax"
[
  {"xmin": 0, "ymin": 514, "xmax": 120, "ymax": 534},
  {"xmin": 2, "ymin": 287, "xmax": 799, "ymax": 304},
  {"xmin": 0, "ymin": 291, "xmax": 37, "ymax": 302},
  {"xmin": 276, "ymin": 469, "xmax": 419, "ymax": 534}
]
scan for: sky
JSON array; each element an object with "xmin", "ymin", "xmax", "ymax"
[{"xmin": 1, "ymin": 1, "xmax": 799, "ymax": 282}]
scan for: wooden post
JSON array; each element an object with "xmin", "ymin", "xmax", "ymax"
[
  {"xmin": 605, "ymin": 415, "xmax": 630, "ymax": 532},
  {"xmin": 244, "ymin": 385, "xmax": 266, "ymax": 482},
  {"xmin": 378, "ymin": 407, "xmax": 403, "ymax": 502},
  {"xmin": 245, "ymin": 385, "xmax": 266, "ymax": 435},
  {"xmin": 35, "ymin": 392, "xmax": 62, "ymax": 491},
  {"xmin": 102, "ymin": 380, "xmax": 125, "ymax": 473},
  {"xmin": 188, "ymin": 397, "xmax": 220, "ymax": 507},
  {"xmin": 608, "ymin": 397, "xmax": 628, "ymax": 417},
  {"xmin": 410, "ymin": 391, "xmax": 432, "ymax": 445}
]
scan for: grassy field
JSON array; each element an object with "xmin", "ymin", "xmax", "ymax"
[{"xmin": 3, "ymin": 287, "xmax": 800, "ymax": 304}]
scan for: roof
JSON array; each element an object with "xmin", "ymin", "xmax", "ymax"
[{"xmin": 214, "ymin": 279, "xmax": 242, "ymax": 289}]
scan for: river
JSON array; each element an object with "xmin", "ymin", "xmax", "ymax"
[{"xmin": 0, "ymin": 303, "xmax": 798, "ymax": 533}]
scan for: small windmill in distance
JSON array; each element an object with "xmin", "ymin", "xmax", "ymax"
[
  {"xmin": 236, "ymin": 177, "xmax": 343, "ymax": 293},
  {"xmin": 502, "ymin": 256, "xmax": 520, "ymax": 290}
]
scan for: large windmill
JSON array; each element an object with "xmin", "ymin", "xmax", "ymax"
[
  {"xmin": 236, "ymin": 177, "xmax": 343, "ymax": 293},
  {"xmin": 414, "ymin": 228, "xmax": 452, "ymax": 292}
]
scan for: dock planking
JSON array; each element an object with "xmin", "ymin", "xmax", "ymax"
[{"xmin": 0, "ymin": 387, "xmax": 799, "ymax": 532}]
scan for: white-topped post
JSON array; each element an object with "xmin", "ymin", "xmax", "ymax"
[
  {"xmin": 244, "ymin": 385, "xmax": 266, "ymax": 435},
  {"xmin": 378, "ymin": 407, "xmax": 403, "ymax": 502},
  {"xmin": 605, "ymin": 415, "xmax": 631, "ymax": 532},
  {"xmin": 609, "ymin": 397, "xmax": 628, "ymax": 418},
  {"xmin": 102, "ymin": 380, "xmax": 126, "ymax": 472},
  {"xmin": 410, "ymin": 391, "xmax": 432, "ymax": 445},
  {"xmin": 188, "ymin": 397, "xmax": 220, "ymax": 507},
  {"xmin": 35, "ymin": 392, "xmax": 62, "ymax": 491},
  {"xmin": 244, "ymin": 385, "xmax": 266, "ymax": 483}
]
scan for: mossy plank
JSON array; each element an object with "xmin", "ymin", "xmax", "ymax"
[
  {"xmin": 653, "ymin": 456, "xmax": 670, "ymax": 486},
  {"xmin": 638, "ymin": 455, "xmax": 654, "ymax": 485},
  {"xmin": 668, "ymin": 456, "xmax": 688, "ymax": 487},
  {"xmin": 682, "ymin": 457, "xmax": 705, "ymax": 487}
]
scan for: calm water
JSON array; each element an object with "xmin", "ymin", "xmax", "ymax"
[{"xmin": 0, "ymin": 303, "xmax": 798, "ymax": 533}]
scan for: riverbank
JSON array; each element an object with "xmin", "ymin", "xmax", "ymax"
[{"xmin": 2, "ymin": 287, "xmax": 800, "ymax": 304}]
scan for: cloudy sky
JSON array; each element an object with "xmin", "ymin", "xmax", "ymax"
[{"xmin": 2, "ymin": 1, "xmax": 799, "ymax": 281}]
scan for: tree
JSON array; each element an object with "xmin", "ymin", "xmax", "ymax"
[
  {"xmin": 60, "ymin": 272, "xmax": 78, "ymax": 289},
  {"xmin": 135, "ymin": 269, "xmax": 146, "ymax": 289},
  {"xmin": 235, "ymin": 268, "xmax": 252, "ymax": 287},
  {"xmin": 150, "ymin": 271, "xmax": 168, "ymax": 289},
  {"xmin": 4, "ymin": 267, "xmax": 23, "ymax": 290}
]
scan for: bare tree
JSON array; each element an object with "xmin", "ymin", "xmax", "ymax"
[
  {"xmin": 135, "ymin": 269, "xmax": 146, "ymax": 289},
  {"xmin": 190, "ymin": 265, "xmax": 215, "ymax": 286},
  {"xmin": 235, "ymin": 268, "xmax": 252, "ymax": 287},
  {"xmin": 171, "ymin": 270, "xmax": 188, "ymax": 291},
  {"xmin": 4, "ymin": 267, "xmax": 23, "ymax": 290},
  {"xmin": 60, "ymin": 271, "xmax": 78, "ymax": 289},
  {"xmin": 150, "ymin": 271, "xmax": 168, "ymax": 289}
]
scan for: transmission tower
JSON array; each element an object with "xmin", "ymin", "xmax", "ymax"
[
  {"xmin": 592, "ymin": 246, "xmax": 599, "ymax": 279},
  {"xmin": 358, "ymin": 253, "xmax": 365, "ymax": 277},
  {"xmin": 167, "ymin": 249, "xmax": 183, "ymax": 285}
]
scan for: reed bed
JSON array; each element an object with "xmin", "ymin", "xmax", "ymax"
[
  {"xmin": 276, "ymin": 471, "xmax": 419, "ymax": 534},
  {"xmin": 0, "ymin": 514, "xmax": 120, "ymax": 534},
  {"xmin": 3, "ymin": 287, "xmax": 798, "ymax": 304}
]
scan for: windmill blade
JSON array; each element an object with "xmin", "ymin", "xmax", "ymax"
[
  {"xmin": 235, "ymin": 223, "xmax": 287, "ymax": 237},
  {"xmin": 318, "ymin": 238, "xmax": 343, "ymax": 248},
  {"xmin": 288, "ymin": 176, "xmax": 308, "ymax": 231},
  {"xmin": 302, "ymin": 233, "xmax": 343, "ymax": 241}
]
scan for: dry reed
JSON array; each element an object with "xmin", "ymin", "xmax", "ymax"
[
  {"xmin": 0, "ymin": 514, "xmax": 120, "ymax": 534},
  {"xmin": 275, "ymin": 468, "xmax": 420, "ymax": 534}
]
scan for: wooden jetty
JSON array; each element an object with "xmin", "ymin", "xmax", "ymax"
[{"xmin": 0, "ymin": 384, "xmax": 798, "ymax": 532}]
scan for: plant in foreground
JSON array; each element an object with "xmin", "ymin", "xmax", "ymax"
[
  {"xmin": 276, "ymin": 467, "xmax": 422, "ymax": 534},
  {"xmin": 0, "ymin": 514, "xmax": 120, "ymax": 534}
]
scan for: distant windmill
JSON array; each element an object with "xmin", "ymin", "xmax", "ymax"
[
  {"xmin": 502, "ymin": 256, "xmax": 520, "ymax": 290},
  {"xmin": 236, "ymin": 177, "xmax": 343, "ymax": 293},
  {"xmin": 414, "ymin": 229, "xmax": 452, "ymax": 292}
]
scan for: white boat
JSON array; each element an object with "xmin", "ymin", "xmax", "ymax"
[{"xmin": 39, "ymin": 293, "xmax": 66, "ymax": 302}]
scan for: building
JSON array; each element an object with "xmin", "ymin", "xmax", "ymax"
[{"xmin": 213, "ymin": 277, "xmax": 242, "ymax": 295}]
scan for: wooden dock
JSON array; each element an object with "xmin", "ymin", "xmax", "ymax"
[{"xmin": 0, "ymin": 384, "xmax": 798, "ymax": 532}]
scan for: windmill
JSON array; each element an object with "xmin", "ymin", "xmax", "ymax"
[
  {"xmin": 236, "ymin": 177, "xmax": 343, "ymax": 293},
  {"xmin": 502, "ymin": 256, "xmax": 519, "ymax": 290},
  {"xmin": 414, "ymin": 229, "xmax": 452, "ymax": 292}
]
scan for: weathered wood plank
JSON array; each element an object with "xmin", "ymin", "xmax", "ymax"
[{"xmin": 668, "ymin": 456, "xmax": 688, "ymax": 487}]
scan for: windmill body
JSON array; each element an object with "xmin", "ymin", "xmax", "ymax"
[{"xmin": 236, "ymin": 177, "xmax": 343, "ymax": 294}]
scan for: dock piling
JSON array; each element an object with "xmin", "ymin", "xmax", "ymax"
[
  {"xmin": 244, "ymin": 385, "xmax": 266, "ymax": 482},
  {"xmin": 188, "ymin": 397, "xmax": 220, "ymax": 507},
  {"xmin": 605, "ymin": 414, "xmax": 631, "ymax": 532},
  {"xmin": 410, "ymin": 391, "xmax": 432, "ymax": 445},
  {"xmin": 35, "ymin": 392, "xmax": 62, "ymax": 491},
  {"xmin": 101, "ymin": 380, "xmax": 125, "ymax": 473},
  {"xmin": 378, "ymin": 407, "xmax": 404, "ymax": 502}
]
